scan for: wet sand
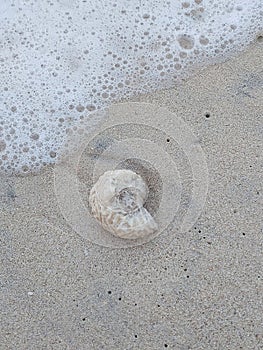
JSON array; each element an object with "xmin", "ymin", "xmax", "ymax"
[{"xmin": 1, "ymin": 41, "xmax": 262, "ymax": 349}]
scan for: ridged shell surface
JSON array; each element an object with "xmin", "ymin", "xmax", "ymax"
[{"xmin": 89, "ymin": 169, "xmax": 158, "ymax": 239}]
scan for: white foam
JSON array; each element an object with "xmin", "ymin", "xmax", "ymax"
[{"xmin": 0, "ymin": 0, "xmax": 262, "ymax": 174}]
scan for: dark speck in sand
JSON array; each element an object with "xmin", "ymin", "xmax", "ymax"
[
  {"xmin": 0, "ymin": 179, "xmax": 17, "ymax": 208},
  {"xmin": 89, "ymin": 137, "xmax": 114, "ymax": 159}
]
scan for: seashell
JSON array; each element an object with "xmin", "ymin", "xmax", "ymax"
[{"xmin": 89, "ymin": 169, "xmax": 158, "ymax": 239}]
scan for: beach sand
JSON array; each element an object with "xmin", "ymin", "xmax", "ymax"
[{"xmin": 1, "ymin": 41, "xmax": 262, "ymax": 349}]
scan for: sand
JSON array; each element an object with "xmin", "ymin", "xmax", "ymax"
[{"xmin": 1, "ymin": 41, "xmax": 262, "ymax": 349}]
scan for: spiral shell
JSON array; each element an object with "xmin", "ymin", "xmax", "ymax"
[{"xmin": 89, "ymin": 169, "xmax": 158, "ymax": 239}]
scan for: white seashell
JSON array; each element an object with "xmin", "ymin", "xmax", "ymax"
[{"xmin": 89, "ymin": 169, "xmax": 158, "ymax": 239}]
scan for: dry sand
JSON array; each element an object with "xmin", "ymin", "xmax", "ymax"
[{"xmin": 1, "ymin": 41, "xmax": 262, "ymax": 349}]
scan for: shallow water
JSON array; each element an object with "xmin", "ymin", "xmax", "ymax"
[{"xmin": 0, "ymin": 0, "xmax": 262, "ymax": 174}]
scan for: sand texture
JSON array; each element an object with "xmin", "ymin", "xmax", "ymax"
[{"xmin": 1, "ymin": 42, "xmax": 263, "ymax": 349}]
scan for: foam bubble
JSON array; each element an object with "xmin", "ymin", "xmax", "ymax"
[{"xmin": 0, "ymin": 0, "xmax": 262, "ymax": 174}]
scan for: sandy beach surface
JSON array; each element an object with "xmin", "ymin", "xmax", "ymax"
[{"xmin": 1, "ymin": 41, "xmax": 262, "ymax": 349}]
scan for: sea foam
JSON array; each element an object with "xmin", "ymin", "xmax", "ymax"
[{"xmin": 0, "ymin": 0, "xmax": 262, "ymax": 174}]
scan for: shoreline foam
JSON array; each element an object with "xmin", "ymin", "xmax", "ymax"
[{"xmin": 0, "ymin": 0, "xmax": 262, "ymax": 174}]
